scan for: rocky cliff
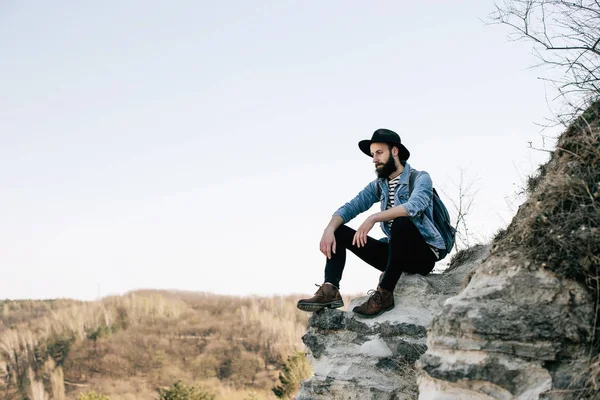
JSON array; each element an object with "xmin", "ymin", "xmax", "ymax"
[
  {"xmin": 417, "ymin": 105, "xmax": 600, "ymax": 399},
  {"xmin": 296, "ymin": 245, "xmax": 489, "ymax": 400},
  {"xmin": 417, "ymin": 251, "xmax": 594, "ymax": 399}
]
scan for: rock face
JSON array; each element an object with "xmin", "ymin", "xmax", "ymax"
[
  {"xmin": 416, "ymin": 107, "xmax": 600, "ymax": 400},
  {"xmin": 297, "ymin": 247, "xmax": 594, "ymax": 400},
  {"xmin": 296, "ymin": 245, "xmax": 489, "ymax": 400},
  {"xmin": 417, "ymin": 252, "xmax": 594, "ymax": 400}
]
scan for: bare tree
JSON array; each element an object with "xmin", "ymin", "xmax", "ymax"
[
  {"xmin": 490, "ymin": 0, "xmax": 600, "ymax": 122},
  {"xmin": 441, "ymin": 168, "xmax": 479, "ymax": 251}
]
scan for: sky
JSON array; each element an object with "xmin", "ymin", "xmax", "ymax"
[{"xmin": 1, "ymin": 1, "xmax": 562, "ymax": 300}]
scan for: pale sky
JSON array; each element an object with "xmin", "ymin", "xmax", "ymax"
[{"xmin": 1, "ymin": 1, "xmax": 559, "ymax": 300}]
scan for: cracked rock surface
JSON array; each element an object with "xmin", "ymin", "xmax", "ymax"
[
  {"xmin": 416, "ymin": 251, "xmax": 594, "ymax": 400},
  {"xmin": 296, "ymin": 245, "xmax": 488, "ymax": 400}
]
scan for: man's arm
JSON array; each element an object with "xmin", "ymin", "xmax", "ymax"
[
  {"xmin": 322, "ymin": 180, "xmax": 378, "ymax": 258},
  {"xmin": 363, "ymin": 172, "xmax": 433, "ymax": 227},
  {"xmin": 324, "ymin": 215, "xmax": 345, "ymax": 232},
  {"xmin": 403, "ymin": 172, "xmax": 433, "ymax": 217},
  {"xmin": 352, "ymin": 206, "xmax": 408, "ymax": 248},
  {"xmin": 369, "ymin": 205, "xmax": 408, "ymax": 222},
  {"xmin": 332, "ymin": 180, "xmax": 379, "ymax": 223},
  {"xmin": 320, "ymin": 215, "xmax": 344, "ymax": 259}
]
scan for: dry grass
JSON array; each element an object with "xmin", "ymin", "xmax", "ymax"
[
  {"xmin": 0, "ymin": 290, "xmax": 312, "ymax": 400},
  {"xmin": 0, "ymin": 300, "xmax": 84, "ymax": 334}
]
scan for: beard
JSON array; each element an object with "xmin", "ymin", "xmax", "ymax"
[{"xmin": 375, "ymin": 155, "xmax": 397, "ymax": 179}]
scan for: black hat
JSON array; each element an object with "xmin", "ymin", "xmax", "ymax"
[{"xmin": 358, "ymin": 128, "xmax": 410, "ymax": 160}]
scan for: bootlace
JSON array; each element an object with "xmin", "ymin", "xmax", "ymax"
[
  {"xmin": 366, "ymin": 289, "xmax": 383, "ymax": 305},
  {"xmin": 314, "ymin": 283, "xmax": 325, "ymax": 295}
]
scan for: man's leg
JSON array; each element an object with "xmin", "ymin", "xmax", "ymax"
[
  {"xmin": 379, "ymin": 217, "xmax": 437, "ymax": 291},
  {"xmin": 297, "ymin": 224, "xmax": 387, "ymax": 312},
  {"xmin": 324, "ymin": 224, "xmax": 388, "ymax": 289},
  {"xmin": 353, "ymin": 217, "xmax": 436, "ymax": 318}
]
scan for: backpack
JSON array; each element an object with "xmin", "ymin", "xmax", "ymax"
[{"xmin": 408, "ymin": 170, "xmax": 456, "ymax": 260}]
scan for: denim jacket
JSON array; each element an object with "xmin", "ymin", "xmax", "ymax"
[{"xmin": 333, "ymin": 162, "xmax": 445, "ymax": 250}]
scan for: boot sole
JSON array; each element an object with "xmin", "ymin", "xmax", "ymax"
[
  {"xmin": 353, "ymin": 304, "xmax": 394, "ymax": 319},
  {"xmin": 296, "ymin": 300, "xmax": 344, "ymax": 312}
]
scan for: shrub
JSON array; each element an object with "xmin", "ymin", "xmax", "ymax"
[
  {"xmin": 272, "ymin": 352, "xmax": 312, "ymax": 399},
  {"xmin": 78, "ymin": 391, "xmax": 110, "ymax": 400},
  {"xmin": 46, "ymin": 335, "xmax": 76, "ymax": 366},
  {"xmin": 158, "ymin": 380, "xmax": 215, "ymax": 400}
]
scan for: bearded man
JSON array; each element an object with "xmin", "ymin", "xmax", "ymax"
[{"xmin": 297, "ymin": 129, "xmax": 445, "ymax": 318}]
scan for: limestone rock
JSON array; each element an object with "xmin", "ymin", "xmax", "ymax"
[
  {"xmin": 296, "ymin": 245, "xmax": 489, "ymax": 400},
  {"xmin": 417, "ymin": 252, "xmax": 594, "ymax": 400}
]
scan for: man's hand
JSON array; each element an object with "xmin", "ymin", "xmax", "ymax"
[
  {"xmin": 320, "ymin": 228, "xmax": 337, "ymax": 259},
  {"xmin": 352, "ymin": 216, "xmax": 375, "ymax": 248}
]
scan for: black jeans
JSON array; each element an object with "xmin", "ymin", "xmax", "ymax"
[{"xmin": 324, "ymin": 217, "xmax": 436, "ymax": 292}]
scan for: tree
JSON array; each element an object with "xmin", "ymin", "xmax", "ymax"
[
  {"xmin": 441, "ymin": 168, "xmax": 479, "ymax": 251},
  {"xmin": 491, "ymin": 0, "xmax": 600, "ymax": 121}
]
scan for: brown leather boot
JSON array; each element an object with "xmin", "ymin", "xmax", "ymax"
[
  {"xmin": 297, "ymin": 283, "xmax": 344, "ymax": 312},
  {"xmin": 352, "ymin": 286, "xmax": 394, "ymax": 318}
]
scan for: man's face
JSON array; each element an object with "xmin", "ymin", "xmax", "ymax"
[{"xmin": 370, "ymin": 142, "xmax": 397, "ymax": 179}]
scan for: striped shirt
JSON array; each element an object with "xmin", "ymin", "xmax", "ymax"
[{"xmin": 385, "ymin": 175, "xmax": 400, "ymax": 229}]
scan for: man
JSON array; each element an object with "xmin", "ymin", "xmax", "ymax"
[{"xmin": 297, "ymin": 129, "xmax": 446, "ymax": 318}]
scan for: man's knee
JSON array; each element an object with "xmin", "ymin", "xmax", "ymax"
[
  {"xmin": 334, "ymin": 224, "xmax": 354, "ymax": 241},
  {"xmin": 390, "ymin": 216, "xmax": 413, "ymax": 231},
  {"xmin": 390, "ymin": 217, "xmax": 420, "ymax": 239}
]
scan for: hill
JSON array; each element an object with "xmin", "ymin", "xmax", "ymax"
[{"xmin": 0, "ymin": 290, "xmax": 326, "ymax": 399}]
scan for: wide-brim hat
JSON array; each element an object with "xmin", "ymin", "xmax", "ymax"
[{"xmin": 358, "ymin": 128, "xmax": 410, "ymax": 160}]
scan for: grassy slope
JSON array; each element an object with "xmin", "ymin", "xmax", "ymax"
[{"xmin": 0, "ymin": 290, "xmax": 316, "ymax": 400}]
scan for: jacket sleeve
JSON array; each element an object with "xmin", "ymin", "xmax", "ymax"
[
  {"xmin": 333, "ymin": 180, "xmax": 379, "ymax": 223},
  {"xmin": 403, "ymin": 172, "xmax": 433, "ymax": 218}
]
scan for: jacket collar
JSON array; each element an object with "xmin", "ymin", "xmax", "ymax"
[{"xmin": 398, "ymin": 162, "xmax": 411, "ymax": 186}]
